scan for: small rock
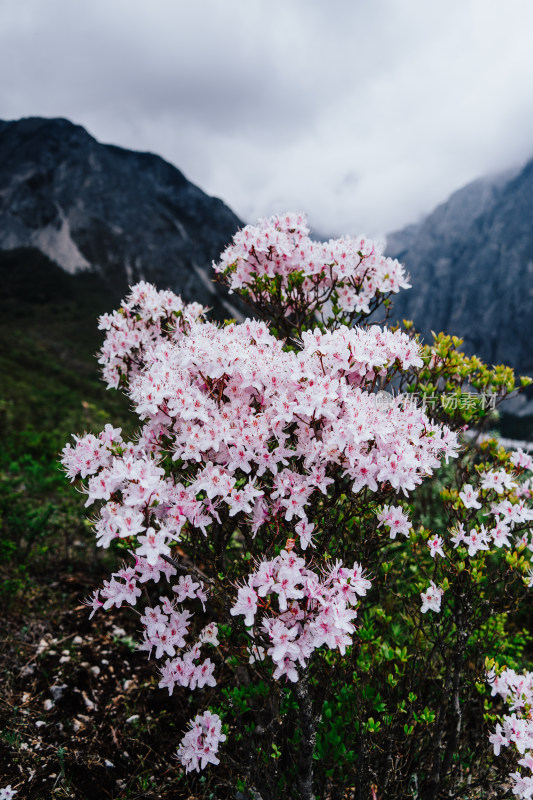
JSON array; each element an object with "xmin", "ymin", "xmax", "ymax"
[
  {"xmin": 35, "ymin": 720, "xmax": 46, "ymax": 728},
  {"xmin": 89, "ymin": 666, "xmax": 100, "ymax": 677},
  {"xmin": 73, "ymin": 636, "xmax": 83, "ymax": 645},
  {"xmin": 82, "ymin": 691, "xmax": 95, "ymax": 711},
  {"xmin": 43, "ymin": 699, "xmax": 54, "ymax": 711},
  {"xmin": 49, "ymin": 684, "xmax": 67, "ymax": 701}
]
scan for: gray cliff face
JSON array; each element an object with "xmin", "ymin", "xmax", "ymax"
[
  {"xmin": 386, "ymin": 163, "xmax": 533, "ymax": 375},
  {"xmin": 0, "ymin": 117, "xmax": 243, "ymax": 308}
]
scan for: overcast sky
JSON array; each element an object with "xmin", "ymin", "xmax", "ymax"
[{"xmin": 2, "ymin": 0, "xmax": 533, "ymax": 237}]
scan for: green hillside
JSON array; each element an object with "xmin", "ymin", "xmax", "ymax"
[{"xmin": 0, "ymin": 248, "xmax": 134, "ymax": 601}]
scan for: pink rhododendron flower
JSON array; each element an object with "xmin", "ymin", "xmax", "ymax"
[
  {"xmin": 459, "ymin": 484, "xmax": 482, "ymax": 509},
  {"xmin": 420, "ymin": 581, "xmax": 444, "ymax": 614}
]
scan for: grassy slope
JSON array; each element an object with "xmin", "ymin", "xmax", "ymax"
[
  {"xmin": 0, "ymin": 248, "xmax": 135, "ymax": 586},
  {"xmin": 0, "ymin": 248, "xmax": 132, "ymax": 443}
]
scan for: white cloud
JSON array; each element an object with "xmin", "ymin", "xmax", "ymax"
[{"xmin": 1, "ymin": 0, "xmax": 533, "ymax": 236}]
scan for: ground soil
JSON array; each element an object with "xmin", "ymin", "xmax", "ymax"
[{"xmin": 0, "ymin": 568, "xmax": 226, "ymax": 800}]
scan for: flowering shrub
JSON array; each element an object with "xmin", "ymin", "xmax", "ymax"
[{"xmin": 62, "ymin": 213, "xmax": 533, "ymax": 799}]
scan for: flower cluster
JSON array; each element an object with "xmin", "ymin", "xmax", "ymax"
[
  {"xmin": 231, "ymin": 550, "xmax": 371, "ymax": 682},
  {"xmin": 61, "ymin": 424, "xmax": 125, "ymax": 481},
  {"xmin": 97, "ymin": 280, "xmax": 205, "ymax": 389},
  {"xmin": 488, "ymin": 667, "xmax": 533, "ymax": 798},
  {"xmin": 176, "ymin": 710, "xmax": 226, "ymax": 773},
  {"xmin": 83, "ymin": 555, "xmax": 216, "ymax": 697},
  {"xmin": 376, "ymin": 505, "xmax": 411, "ymax": 539},
  {"xmin": 465, "ymin": 470, "xmax": 533, "ymax": 551},
  {"xmin": 214, "ymin": 211, "xmax": 410, "ymax": 323},
  {"xmin": 406, "ymin": 455, "xmax": 533, "ymax": 616},
  {"xmin": 420, "ymin": 581, "xmax": 444, "ymax": 613}
]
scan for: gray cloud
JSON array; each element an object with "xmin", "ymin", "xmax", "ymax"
[{"xmin": 1, "ymin": 0, "xmax": 533, "ymax": 237}]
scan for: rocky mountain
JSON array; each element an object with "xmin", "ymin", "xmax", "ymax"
[
  {"xmin": 0, "ymin": 117, "xmax": 243, "ymax": 313},
  {"xmin": 386, "ymin": 162, "xmax": 533, "ymax": 377}
]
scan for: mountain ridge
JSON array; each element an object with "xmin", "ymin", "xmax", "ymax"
[
  {"xmin": 386, "ymin": 159, "xmax": 533, "ymax": 379},
  {"xmin": 2, "ymin": 115, "xmax": 533, "ymax": 387},
  {"xmin": 0, "ymin": 116, "xmax": 243, "ymax": 313}
]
